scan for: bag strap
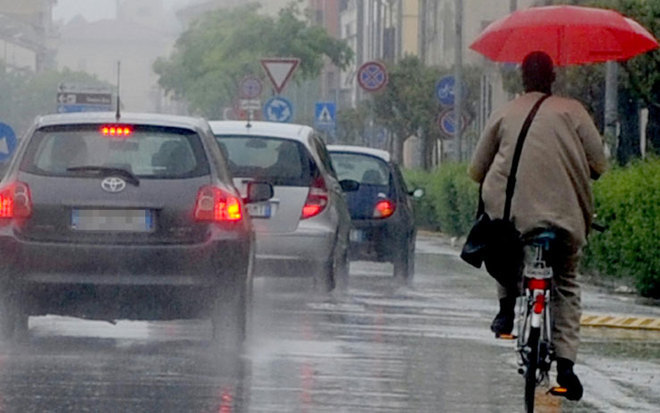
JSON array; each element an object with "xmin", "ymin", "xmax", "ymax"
[{"xmin": 502, "ymin": 94, "xmax": 550, "ymax": 221}]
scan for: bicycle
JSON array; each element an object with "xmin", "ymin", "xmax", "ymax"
[
  {"xmin": 514, "ymin": 229, "xmax": 559, "ymax": 413},
  {"xmin": 512, "ymin": 223, "xmax": 605, "ymax": 412}
]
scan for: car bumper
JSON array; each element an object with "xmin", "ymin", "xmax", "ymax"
[
  {"xmin": 0, "ymin": 233, "xmax": 251, "ymax": 319},
  {"xmin": 253, "ymin": 226, "xmax": 335, "ymax": 276},
  {"xmin": 348, "ymin": 219, "xmax": 409, "ymax": 262}
]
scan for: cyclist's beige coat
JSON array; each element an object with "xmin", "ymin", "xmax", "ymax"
[
  {"xmin": 469, "ymin": 91, "xmax": 608, "ymax": 248},
  {"xmin": 469, "ymin": 91, "xmax": 607, "ymax": 362}
]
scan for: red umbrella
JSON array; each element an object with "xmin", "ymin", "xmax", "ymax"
[{"xmin": 469, "ymin": 5, "xmax": 658, "ymax": 66}]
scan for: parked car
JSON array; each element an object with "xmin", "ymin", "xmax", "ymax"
[
  {"xmin": 327, "ymin": 145, "xmax": 423, "ymax": 283},
  {"xmin": 209, "ymin": 121, "xmax": 354, "ymax": 292},
  {"xmin": 0, "ymin": 112, "xmax": 273, "ymax": 348}
]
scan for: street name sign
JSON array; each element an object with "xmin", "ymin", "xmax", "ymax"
[{"xmin": 57, "ymin": 83, "xmax": 113, "ymax": 113}]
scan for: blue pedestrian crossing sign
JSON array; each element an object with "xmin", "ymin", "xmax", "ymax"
[
  {"xmin": 0, "ymin": 122, "xmax": 17, "ymax": 162},
  {"xmin": 314, "ymin": 102, "xmax": 336, "ymax": 128},
  {"xmin": 263, "ymin": 96, "xmax": 294, "ymax": 123}
]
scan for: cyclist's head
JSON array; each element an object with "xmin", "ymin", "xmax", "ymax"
[{"xmin": 522, "ymin": 51, "xmax": 555, "ymax": 94}]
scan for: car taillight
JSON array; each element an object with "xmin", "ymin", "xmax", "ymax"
[
  {"xmin": 301, "ymin": 175, "xmax": 328, "ymax": 219},
  {"xmin": 0, "ymin": 182, "xmax": 32, "ymax": 219},
  {"xmin": 194, "ymin": 186, "xmax": 242, "ymax": 222},
  {"xmin": 373, "ymin": 199, "xmax": 395, "ymax": 219}
]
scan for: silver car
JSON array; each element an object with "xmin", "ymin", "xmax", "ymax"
[{"xmin": 209, "ymin": 121, "xmax": 352, "ymax": 292}]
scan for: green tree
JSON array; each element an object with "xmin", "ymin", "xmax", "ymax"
[
  {"xmin": 370, "ymin": 56, "xmax": 483, "ymax": 169},
  {"xmin": 0, "ymin": 66, "xmax": 105, "ymax": 136},
  {"xmin": 153, "ymin": 3, "xmax": 353, "ymax": 118},
  {"xmin": 579, "ymin": 0, "xmax": 660, "ymax": 156}
]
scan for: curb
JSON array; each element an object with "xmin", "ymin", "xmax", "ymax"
[{"xmin": 580, "ymin": 314, "xmax": 660, "ymax": 331}]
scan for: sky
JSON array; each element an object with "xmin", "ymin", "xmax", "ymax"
[{"xmin": 52, "ymin": 0, "xmax": 195, "ymax": 23}]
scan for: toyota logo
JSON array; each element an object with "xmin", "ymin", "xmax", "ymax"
[{"xmin": 101, "ymin": 177, "xmax": 126, "ymax": 193}]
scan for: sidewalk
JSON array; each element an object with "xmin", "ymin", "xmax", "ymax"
[{"xmin": 416, "ymin": 231, "xmax": 660, "ymax": 331}]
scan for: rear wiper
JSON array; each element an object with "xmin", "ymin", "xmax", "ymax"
[{"xmin": 67, "ymin": 166, "xmax": 140, "ymax": 186}]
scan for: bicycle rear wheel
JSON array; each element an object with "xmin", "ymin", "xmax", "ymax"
[{"xmin": 524, "ymin": 326, "xmax": 540, "ymax": 412}]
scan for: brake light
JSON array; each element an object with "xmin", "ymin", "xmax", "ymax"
[
  {"xmin": 101, "ymin": 125, "xmax": 133, "ymax": 137},
  {"xmin": 194, "ymin": 186, "xmax": 242, "ymax": 222},
  {"xmin": 0, "ymin": 182, "xmax": 32, "ymax": 219},
  {"xmin": 301, "ymin": 175, "xmax": 328, "ymax": 219},
  {"xmin": 373, "ymin": 199, "xmax": 395, "ymax": 219}
]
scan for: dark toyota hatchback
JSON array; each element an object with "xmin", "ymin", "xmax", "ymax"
[
  {"xmin": 0, "ymin": 112, "xmax": 271, "ymax": 347},
  {"xmin": 328, "ymin": 145, "xmax": 422, "ymax": 284}
]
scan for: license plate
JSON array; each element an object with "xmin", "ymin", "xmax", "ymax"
[
  {"xmin": 71, "ymin": 209, "xmax": 154, "ymax": 232},
  {"xmin": 350, "ymin": 229, "xmax": 364, "ymax": 242},
  {"xmin": 246, "ymin": 203, "xmax": 272, "ymax": 218}
]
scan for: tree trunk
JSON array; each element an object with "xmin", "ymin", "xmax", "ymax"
[
  {"xmin": 616, "ymin": 88, "xmax": 641, "ymax": 165},
  {"xmin": 648, "ymin": 104, "xmax": 660, "ymax": 155}
]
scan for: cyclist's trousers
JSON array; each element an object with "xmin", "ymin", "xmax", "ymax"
[{"xmin": 497, "ymin": 247, "xmax": 582, "ymax": 363}]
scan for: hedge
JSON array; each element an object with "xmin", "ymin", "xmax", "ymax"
[
  {"xmin": 582, "ymin": 158, "xmax": 660, "ymax": 297},
  {"xmin": 404, "ymin": 158, "xmax": 660, "ymax": 298}
]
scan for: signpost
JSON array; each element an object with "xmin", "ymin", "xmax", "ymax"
[
  {"xmin": 0, "ymin": 122, "xmax": 16, "ymax": 163},
  {"xmin": 260, "ymin": 58, "xmax": 300, "ymax": 94},
  {"xmin": 238, "ymin": 75, "xmax": 263, "ymax": 99},
  {"xmin": 357, "ymin": 61, "xmax": 388, "ymax": 92},
  {"xmin": 437, "ymin": 108, "xmax": 467, "ymax": 139},
  {"xmin": 314, "ymin": 102, "xmax": 336, "ymax": 128},
  {"xmin": 263, "ymin": 96, "xmax": 293, "ymax": 123},
  {"xmin": 57, "ymin": 83, "xmax": 113, "ymax": 113}
]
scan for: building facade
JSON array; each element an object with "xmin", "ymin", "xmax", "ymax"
[{"xmin": 0, "ymin": 0, "xmax": 56, "ymax": 73}]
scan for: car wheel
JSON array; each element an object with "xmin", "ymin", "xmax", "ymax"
[
  {"xmin": 0, "ymin": 289, "xmax": 28, "ymax": 342},
  {"xmin": 211, "ymin": 279, "xmax": 248, "ymax": 353},
  {"xmin": 393, "ymin": 236, "xmax": 415, "ymax": 285}
]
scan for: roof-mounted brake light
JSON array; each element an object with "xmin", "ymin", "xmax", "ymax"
[{"xmin": 101, "ymin": 125, "xmax": 133, "ymax": 137}]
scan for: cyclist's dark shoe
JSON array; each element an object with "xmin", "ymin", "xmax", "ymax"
[
  {"xmin": 553, "ymin": 358, "xmax": 583, "ymax": 401},
  {"xmin": 490, "ymin": 298, "xmax": 515, "ymax": 338}
]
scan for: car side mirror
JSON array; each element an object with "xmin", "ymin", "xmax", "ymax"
[
  {"xmin": 339, "ymin": 179, "xmax": 360, "ymax": 192},
  {"xmin": 410, "ymin": 188, "xmax": 424, "ymax": 199},
  {"xmin": 245, "ymin": 181, "xmax": 273, "ymax": 203}
]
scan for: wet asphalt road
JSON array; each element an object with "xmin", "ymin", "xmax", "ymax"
[{"xmin": 0, "ymin": 235, "xmax": 658, "ymax": 412}]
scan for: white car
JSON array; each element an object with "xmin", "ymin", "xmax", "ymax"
[{"xmin": 209, "ymin": 121, "xmax": 354, "ymax": 292}]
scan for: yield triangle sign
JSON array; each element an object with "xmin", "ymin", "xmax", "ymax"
[{"xmin": 261, "ymin": 58, "xmax": 300, "ymax": 94}]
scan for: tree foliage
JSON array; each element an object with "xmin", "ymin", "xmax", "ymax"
[
  {"xmin": 366, "ymin": 56, "xmax": 484, "ymax": 168},
  {"xmin": 0, "ymin": 66, "xmax": 104, "ymax": 136},
  {"xmin": 153, "ymin": 3, "xmax": 353, "ymax": 118}
]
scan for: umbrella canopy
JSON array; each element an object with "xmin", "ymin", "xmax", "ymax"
[{"xmin": 469, "ymin": 5, "xmax": 658, "ymax": 66}]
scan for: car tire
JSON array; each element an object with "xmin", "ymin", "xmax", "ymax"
[
  {"xmin": 315, "ymin": 241, "xmax": 349, "ymax": 294},
  {"xmin": 211, "ymin": 279, "xmax": 248, "ymax": 353},
  {"xmin": 393, "ymin": 236, "xmax": 415, "ymax": 285}
]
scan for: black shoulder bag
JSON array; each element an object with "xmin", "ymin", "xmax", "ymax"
[{"xmin": 460, "ymin": 94, "xmax": 550, "ymax": 289}]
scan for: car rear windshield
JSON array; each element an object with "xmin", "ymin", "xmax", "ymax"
[
  {"xmin": 216, "ymin": 135, "xmax": 315, "ymax": 186},
  {"xmin": 20, "ymin": 124, "xmax": 210, "ymax": 178},
  {"xmin": 330, "ymin": 152, "xmax": 391, "ymax": 187}
]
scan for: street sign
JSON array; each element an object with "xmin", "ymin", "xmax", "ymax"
[
  {"xmin": 238, "ymin": 75, "xmax": 263, "ymax": 99},
  {"xmin": 57, "ymin": 83, "xmax": 112, "ymax": 113},
  {"xmin": 240, "ymin": 99, "xmax": 261, "ymax": 111},
  {"xmin": 357, "ymin": 61, "xmax": 388, "ymax": 92},
  {"xmin": 0, "ymin": 122, "xmax": 16, "ymax": 162},
  {"xmin": 263, "ymin": 96, "xmax": 293, "ymax": 123},
  {"xmin": 435, "ymin": 75, "xmax": 468, "ymax": 106},
  {"xmin": 437, "ymin": 108, "xmax": 468, "ymax": 138},
  {"xmin": 261, "ymin": 58, "xmax": 300, "ymax": 94},
  {"xmin": 314, "ymin": 102, "xmax": 336, "ymax": 128}
]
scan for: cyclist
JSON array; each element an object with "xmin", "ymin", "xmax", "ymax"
[{"xmin": 468, "ymin": 51, "xmax": 608, "ymax": 401}]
